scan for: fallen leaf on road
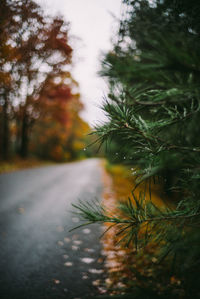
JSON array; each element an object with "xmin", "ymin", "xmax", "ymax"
[
  {"xmin": 117, "ymin": 282, "xmax": 126, "ymax": 288},
  {"xmin": 97, "ymin": 258, "xmax": 103, "ymax": 263},
  {"xmin": 82, "ymin": 228, "xmax": 91, "ymax": 234},
  {"xmin": 88, "ymin": 269, "xmax": 104, "ymax": 274},
  {"xmin": 73, "ymin": 240, "xmax": 82, "ymax": 245},
  {"xmin": 92, "ymin": 279, "xmax": 101, "ymax": 286},
  {"xmin": 82, "ymin": 274, "xmax": 89, "ymax": 280},
  {"xmin": 117, "ymin": 250, "xmax": 126, "ymax": 256},
  {"xmin": 106, "ymin": 250, "xmax": 116, "ymax": 258},
  {"xmin": 84, "ymin": 248, "xmax": 95, "ymax": 253},
  {"xmin": 97, "ymin": 286, "xmax": 107, "ymax": 294},
  {"xmin": 80, "ymin": 257, "xmax": 95, "ymax": 264},
  {"xmin": 72, "ymin": 245, "xmax": 79, "ymax": 250},
  {"xmin": 57, "ymin": 241, "xmax": 64, "ymax": 246},
  {"xmin": 64, "ymin": 262, "xmax": 73, "ymax": 266},
  {"xmin": 64, "ymin": 237, "xmax": 70, "ymax": 243}
]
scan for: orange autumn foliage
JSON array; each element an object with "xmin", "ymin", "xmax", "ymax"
[{"xmin": 29, "ymin": 73, "xmax": 90, "ymax": 161}]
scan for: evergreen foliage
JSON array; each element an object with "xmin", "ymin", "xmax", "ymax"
[{"xmin": 75, "ymin": 0, "xmax": 200, "ymax": 296}]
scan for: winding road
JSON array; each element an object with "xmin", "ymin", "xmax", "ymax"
[{"xmin": 0, "ymin": 159, "xmax": 105, "ymax": 299}]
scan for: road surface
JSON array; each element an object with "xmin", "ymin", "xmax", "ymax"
[{"xmin": 0, "ymin": 159, "xmax": 106, "ymax": 299}]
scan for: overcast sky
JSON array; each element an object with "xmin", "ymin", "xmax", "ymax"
[{"xmin": 35, "ymin": 0, "xmax": 122, "ymax": 126}]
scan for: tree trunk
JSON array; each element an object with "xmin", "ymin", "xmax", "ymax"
[
  {"xmin": 20, "ymin": 113, "xmax": 29, "ymax": 158},
  {"xmin": 2, "ymin": 96, "xmax": 9, "ymax": 160}
]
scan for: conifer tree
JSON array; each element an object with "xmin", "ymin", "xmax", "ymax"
[{"xmin": 74, "ymin": 0, "xmax": 200, "ymax": 296}]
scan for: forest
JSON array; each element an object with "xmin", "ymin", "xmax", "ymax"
[{"xmin": 0, "ymin": 0, "xmax": 90, "ymax": 164}]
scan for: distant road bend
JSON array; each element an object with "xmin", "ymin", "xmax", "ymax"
[{"xmin": 0, "ymin": 159, "xmax": 105, "ymax": 299}]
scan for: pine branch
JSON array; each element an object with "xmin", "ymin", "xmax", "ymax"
[{"xmin": 72, "ymin": 194, "xmax": 200, "ymax": 250}]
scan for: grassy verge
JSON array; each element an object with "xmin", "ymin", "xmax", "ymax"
[
  {"xmin": 0, "ymin": 157, "xmax": 55, "ymax": 174},
  {"xmin": 100, "ymin": 162, "xmax": 182, "ymax": 298}
]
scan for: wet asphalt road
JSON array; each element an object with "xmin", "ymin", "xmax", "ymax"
[{"xmin": 0, "ymin": 159, "xmax": 105, "ymax": 299}]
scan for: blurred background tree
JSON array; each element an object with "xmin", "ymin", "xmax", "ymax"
[
  {"xmin": 29, "ymin": 72, "xmax": 90, "ymax": 161},
  {"xmin": 0, "ymin": 0, "xmax": 92, "ymax": 162}
]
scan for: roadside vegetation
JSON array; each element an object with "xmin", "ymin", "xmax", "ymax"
[
  {"xmin": 99, "ymin": 163, "xmax": 180, "ymax": 298},
  {"xmin": 0, "ymin": 157, "xmax": 55, "ymax": 174}
]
